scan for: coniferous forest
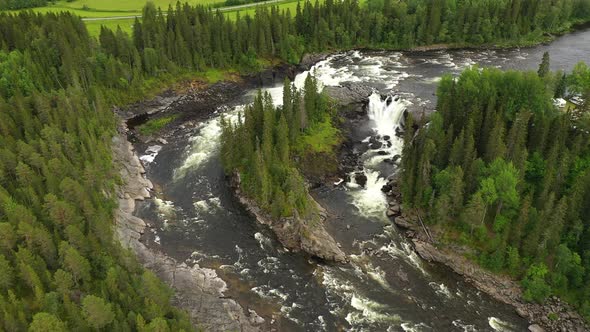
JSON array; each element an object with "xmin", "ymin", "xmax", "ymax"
[
  {"xmin": 220, "ymin": 75, "xmax": 335, "ymax": 219},
  {"xmin": 1, "ymin": 0, "xmax": 590, "ymax": 330},
  {"xmin": 401, "ymin": 63, "xmax": 590, "ymax": 319}
]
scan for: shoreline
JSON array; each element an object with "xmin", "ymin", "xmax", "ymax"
[
  {"xmin": 379, "ymin": 177, "xmax": 589, "ymax": 332},
  {"xmin": 230, "ymin": 172, "xmax": 347, "ymax": 263},
  {"xmin": 112, "ymin": 122, "xmax": 266, "ymax": 331}
]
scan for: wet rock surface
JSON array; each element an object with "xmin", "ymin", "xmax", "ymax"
[
  {"xmin": 113, "ymin": 125, "xmax": 264, "ymax": 332},
  {"xmin": 324, "ymin": 82, "xmax": 374, "ymax": 106},
  {"xmin": 232, "ymin": 173, "xmax": 346, "ymax": 263},
  {"xmin": 299, "ymin": 52, "xmax": 331, "ymax": 70}
]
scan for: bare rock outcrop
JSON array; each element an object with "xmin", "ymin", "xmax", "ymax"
[
  {"xmin": 324, "ymin": 82, "xmax": 374, "ymax": 106},
  {"xmin": 232, "ymin": 173, "xmax": 346, "ymax": 263}
]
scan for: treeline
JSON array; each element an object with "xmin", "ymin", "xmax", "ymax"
[
  {"xmin": 0, "ymin": 0, "xmax": 48, "ymax": 10},
  {"xmin": 3, "ymin": 0, "xmax": 590, "ymax": 98},
  {"xmin": 120, "ymin": 0, "xmax": 590, "ymax": 74},
  {"xmin": 220, "ymin": 75, "xmax": 331, "ymax": 218},
  {"xmin": 401, "ymin": 64, "xmax": 590, "ymax": 318},
  {"xmin": 0, "ymin": 10, "xmax": 193, "ymax": 332}
]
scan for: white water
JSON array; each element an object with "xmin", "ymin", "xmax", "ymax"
[
  {"xmin": 488, "ymin": 316, "xmax": 516, "ymax": 331},
  {"xmin": 140, "ymin": 145, "xmax": 162, "ymax": 164},
  {"xmin": 347, "ymin": 92, "xmax": 408, "ymax": 218},
  {"xmin": 163, "ymin": 49, "xmax": 537, "ymax": 330}
]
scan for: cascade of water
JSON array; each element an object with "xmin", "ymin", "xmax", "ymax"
[
  {"xmin": 348, "ymin": 92, "xmax": 408, "ymax": 218},
  {"xmin": 366, "ymin": 92, "xmax": 406, "ymax": 141}
]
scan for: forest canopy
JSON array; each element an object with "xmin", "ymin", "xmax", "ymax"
[
  {"xmin": 401, "ymin": 64, "xmax": 590, "ymax": 318},
  {"xmin": 219, "ymin": 75, "xmax": 335, "ymax": 218}
]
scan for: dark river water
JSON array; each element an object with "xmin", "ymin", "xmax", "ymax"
[{"xmin": 135, "ymin": 29, "xmax": 590, "ymax": 332}]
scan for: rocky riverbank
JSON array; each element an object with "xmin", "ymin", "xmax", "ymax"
[
  {"xmin": 231, "ymin": 172, "xmax": 347, "ymax": 263},
  {"xmin": 380, "ymin": 177, "xmax": 590, "ymax": 332},
  {"xmin": 112, "ymin": 123, "xmax": 266, "ymax": 332}
]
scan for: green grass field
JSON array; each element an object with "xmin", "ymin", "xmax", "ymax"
[
  {"xmin": 84, "ymin": 18, "xmax": 137, "ymax": 36},
  {"xmin": 223, "ymin": 0, "xmax": 299, "ymax": 20},
  {"xmin": 30, "ymin": 0, "xmax": 224, "ymax": 14},
  {"xmin": 4, "ymin": 0, "xmax": 302, "ymax": 36}
]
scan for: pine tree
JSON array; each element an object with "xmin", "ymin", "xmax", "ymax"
[{"xmin": 538, "ymin": 52, "xmax": 550, "ymax": 78}]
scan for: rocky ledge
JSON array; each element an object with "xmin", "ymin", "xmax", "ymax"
[
  {"xmin": 112, "ymin": 125, "xmax": 264, "ymax": 332},
  {"xmin": 381, "ymin": 177, "xmax": 589, "ymax": 332},
  {"xmin": 231, "ymin": 173, "xmax": 347, "ymax": 263},
  {"xmin": 324, "ymin": 82, "xmax": 374, "ymax": 106}
]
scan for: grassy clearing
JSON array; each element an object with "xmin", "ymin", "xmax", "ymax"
[
  {"xmin": 293, "ymin": 115, "xmax": 341, "ymax": 180},
  {"xmin": 137, "ymin": 114, "xmax": 179, "ymax": 135},
  {"xmin": 203, "ymin": 69, "xmax": 227, "ymax": 83},
  {"xmin": 223, "ymin": 0, "xmax": 299, "ymax": 20},
  {"xmin": 85, "ymin": 18, "xmax": 137, "ymax": 35},
  {"xmin": 294, "ymin": 116, "xmax": 341, "ymax": 154},
  {"xmin": 11, "ymin": 0, "xmax": 224, "ymax": 14}
]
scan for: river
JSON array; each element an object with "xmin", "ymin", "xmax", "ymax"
[{"xmin": 134, "ymin": 29, "xmax": 590, "ymax": 332}]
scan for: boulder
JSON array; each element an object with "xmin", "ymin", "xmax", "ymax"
[
  {"xmin": 300, "ymin": 53, "xmax": 330, "ymax": 70},
  {"xmin": 377, "ymin": 151, "xmax": 389, "ymax": 156},
  {"xmin": 516, "ymin": 307, "xmax": 530, "ymax": 318},
  {"xmin": 528, "ymin": 324, "xmax": 545, "ymax": 332},
  {"xmin": 370, "ymin": 142, "xmax": 383, "ymax": 150},
  {"xmin": 393, "ymin": 217, "xmax": 414, "ymax": 229},
  {"xmin": 390, "ymin": 203, "xmax": 401, "ymax": 215},
  {"xmin": 354, "ymin": 172, "xmax": 368, "ymax": 187},
  {"xmin": 324, "ymin": 82, "xmax": 374, "ymax": 106}
]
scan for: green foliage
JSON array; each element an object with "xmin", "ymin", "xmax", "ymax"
[
  {"xmin": 0, "ymin": 0, "xmax": 47, "ymax": 10},
  {"xmin": 82, "ymin": 295, "xmax": 115, "ymax": 329},
  {"xmin": 28, "ymin": 312, "xmax": 67, "ymax": 332},
  {"xmin": 220, "ymin": 76, "xmax": 335, "ymax": 218},
  {"xmin": 402, "ymin": 65, "xmax": 590, "ymax": 316},
  {"xmin": 137, "ymin": 115, "xmax": 179, "ymax": 136},
  {"xmin": 0, "ymin": 10, "xmax": 193, "ymax": 332},
  {"xmin": 522, "ymin": 263, "xmax": 552, "ymax": 303},
  {"xmin": 293, "ymin": 115, "xmax": 341, "ymax": 154}
]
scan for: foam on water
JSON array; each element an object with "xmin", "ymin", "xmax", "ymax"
[
  {"xmin": 360, "ymin": 93, "xmax": 408, "ymax": 170},
  {"xmin": 251, "ymin": 284, "xmax": 289, "ymax": 302},
  {"xmin": 428, "ymin": 282, "xmax": 453, "ymax": 299},
  {"xmin": 193, "ymin": 197, "xmax": 221, "ymax": 215},
  {"xmin": 346, "ymin": 294, "xmax": 402, "ymax": 326},
  {"xmin": 376, "ymin": 241, "xmax": 428, "ymax": 275},
  {"xmin": 488, "ymin": 317, "xmax": 516, "ymax": 331},
  {"xmin": 175, "ymin": 106, "xmax": 243, "ymax": 178},
  {"xmin": 153, "ymin": 197, "xmax": 176, "ymax": 223},
  {"xmin": 254, "ymin": 232, "xmax": 273, "ymax": 250},
  {"xmin": 452, "ymin": 320, "xmax": 478, "ymax": 332},
  {"xmin": 400, "ymin": 322, "xmax": 431, "ymax": 332},
  {"xmin": 140, "ymin": 145, "xmax": 162, "ymax": 164},
  {"xmin": 347, "ymin": 170, "xmax": 389, "ymax": 218},
  {"xmin": 257, "ymin": 256, "xmax": 281, "ymax": 274}
]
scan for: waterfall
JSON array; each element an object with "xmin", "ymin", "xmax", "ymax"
[
  {"xmin": 367, "ymin": 92, "xmax": 406, "ymax": 140},
  {"xmin": 347, "ymin": 92, "xmax": 408, "ymax": 218}
]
